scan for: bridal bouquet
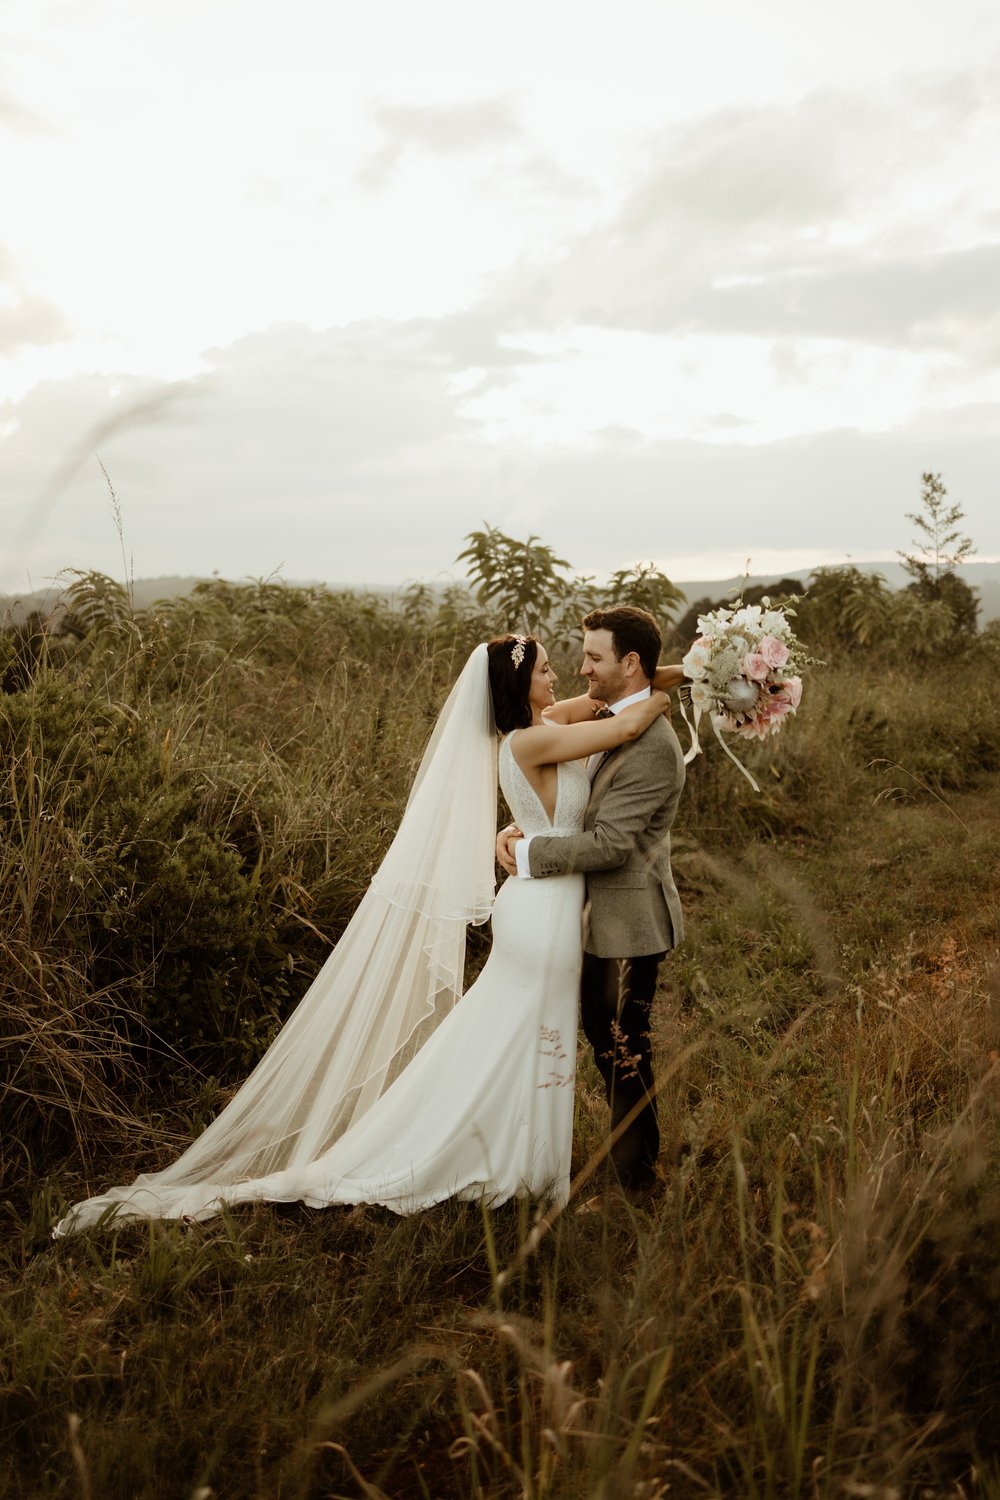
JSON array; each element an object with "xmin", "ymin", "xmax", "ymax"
[
  {"xmin": 683, "ymin": 601, "xmax": 805, "ymax": 740},
  {"xmin": 679, "ymin": 601, "xmax": 806, "ymax": 788}
]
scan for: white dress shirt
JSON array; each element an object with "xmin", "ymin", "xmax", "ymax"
[{"xmin": 513, "ymin": 686, "xmax": 651, "ymax": 879}]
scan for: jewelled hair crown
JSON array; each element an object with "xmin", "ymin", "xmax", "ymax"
[{"xmin": 510, "ymin": 636, "xmax": 527, "ymax": 668}]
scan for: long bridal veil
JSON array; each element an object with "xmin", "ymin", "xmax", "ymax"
[{"xmin": 55, "ymin": 645, "xmax": 498, "ymax": 1233}]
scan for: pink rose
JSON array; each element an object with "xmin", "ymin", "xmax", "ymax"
[
  {"xmin": 742, "ymin": 652, "xmax": 771, "ymax": 683},
  {"xmin": 759, "ymin": 635, "xmax": 789, "ymax": 670},
  {"xmin": 773, "ymin": 675, "xmax": 802, "ymax": 710}
]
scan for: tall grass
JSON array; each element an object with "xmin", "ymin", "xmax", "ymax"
[{"xmin": 2, "ymin": 578, "xmax": 999, "ymax": 1497}]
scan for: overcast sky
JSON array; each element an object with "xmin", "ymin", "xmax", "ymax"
[{"xmin": 2, "ymin": 0, "xmax": 998, "ymax": 595}]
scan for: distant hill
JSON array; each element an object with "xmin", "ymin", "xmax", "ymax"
[
  {"xmin": 0, "ymin": 576, "xmax": 207, "ymax": 623},
  {"xmin": 673, "ymin": 560, "xmax": 1000, "ymax": 625},
  {"xmin": 3, "ymin": 561, "xmax": 998, "ymax": 626}
]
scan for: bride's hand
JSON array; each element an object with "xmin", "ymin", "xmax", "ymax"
[
  {"xmin": 496, "ymin": 824, "xmax": 522, "ymax": 877},
  {"xmin": 618, "ymin": 689, "xmax": 671, "ymax": 730}
]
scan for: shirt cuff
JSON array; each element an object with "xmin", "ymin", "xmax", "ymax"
[{"xmin": 514, "ymin": 835, "xmax": 534, "ymax": 879}]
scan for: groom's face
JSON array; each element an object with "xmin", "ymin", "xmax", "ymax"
[{"xmin": 580, "ymin": 629, "xmax": 629, "ymax": 703}]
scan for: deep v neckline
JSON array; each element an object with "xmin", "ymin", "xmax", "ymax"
[{"xmin": 505, "ymin": 732, "xmax": 557, "ymax": 828}]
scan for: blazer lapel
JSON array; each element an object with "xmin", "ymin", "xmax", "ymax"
[{"xmin": 591, "ymin": 743, "xmax": 622, "ymax": 787}]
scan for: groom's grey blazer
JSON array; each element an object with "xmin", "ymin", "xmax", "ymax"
[{"xmin": 527, "ymin": 716, "xmax": 685, "ymax": 960}]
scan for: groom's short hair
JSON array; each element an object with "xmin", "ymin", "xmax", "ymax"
[{"xmin": 582, "ymin": 606, "xmax": 661, "ymax": 680}]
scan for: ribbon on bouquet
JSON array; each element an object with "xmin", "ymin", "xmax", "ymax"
[
  {"xmin": 677, "ymin": 685, "xmax": 703, "ymax": 767},
  {"xmin": 677, "ymin": 685, "xmax": 761, "ymax": 794}
]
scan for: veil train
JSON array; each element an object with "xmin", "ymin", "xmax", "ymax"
[{"xmin": 55, "ymin": 646, "xmax": 498, "ymax": 1234}]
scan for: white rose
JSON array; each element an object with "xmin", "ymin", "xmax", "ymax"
[
  {"xmin": 690, "ymin": 681, "xmax": 712, "ymax": 710},
  {"xmin": 682, "ymin": 643, "xmax": 711, "ymax": 679}
]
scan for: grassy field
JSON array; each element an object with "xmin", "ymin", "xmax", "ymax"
[{"xmin": 2, "ymin": 579, "xmax": 999, "ymax": 1498}]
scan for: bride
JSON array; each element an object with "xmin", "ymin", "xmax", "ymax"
[{"xmin": 55, "ymin": 636, "xmax": 670, "ymax": 1234}]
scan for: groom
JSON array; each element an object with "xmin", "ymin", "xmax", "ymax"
[{"xmin": 497, "ymin": 606, "xmax": 686, "ymax": 1195}]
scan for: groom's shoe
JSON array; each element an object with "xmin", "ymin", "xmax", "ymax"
[
  {"xmin": 615, "ymin": 1167, "xmax": 661, "ymax": 1206},
  {"xmin": 617, "ymin": 1176, "xmax": 665, "ymax": 1212}
]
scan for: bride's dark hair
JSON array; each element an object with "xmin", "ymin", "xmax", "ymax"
[{"xmin": 487, "ymin": 634, "xmax": 540, "ymax": 733}]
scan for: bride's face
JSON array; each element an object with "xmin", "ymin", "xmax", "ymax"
[{"xmin": 528, "ymin": 645, "xmax": 558, "ymax": 719}]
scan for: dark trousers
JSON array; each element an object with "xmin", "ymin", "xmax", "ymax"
[{"xmin": 580, "ymin": 950, "xmax": 664, "ymax": 1187}]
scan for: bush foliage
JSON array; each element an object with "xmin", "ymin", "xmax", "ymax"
[{"xmin": 2, "ymin": 544, "xmax": 999, "ymax": 1498}]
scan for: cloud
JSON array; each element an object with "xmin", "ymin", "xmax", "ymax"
[
  {"xmin": 682, "ymin": 243, "xmax": 1000, "ymax": 355},
  {"xmin": 359, "ymin": 95, "xmax": 525, "ymax": 188},
  {"xmin": 619, "ymin": 96, "xmax": 853, "ymax": 241},
  {"xmin": 477, "ymin": 69, "xmax": 1000, "ymax": 356},
  {"xmin": 0, "ymin": 320, "xmax": 506, "ymax": 588},
  {"xmin": 521, "ymin": 411, "xmax": 1000, "ymax": 580},
  {"xmin": 0, "ymin": 292, "xmax": 69, "ymax": 353},
  {"xmin": 0, "ymin": 244, "xmax": 69, "ymax": 352},
  {"xmin": 356, "ymin": 92, "xmax": 590, "ymax": 204},
  {"xmin": 10, "ymin": 379, "xmax": 206, "ymax": 558},
  {"xmin": 0, "ymin": 82, "xmax": 46, "ymax": 135},
  {"xmin": 416, "ymin": 305, "xmax": 549, "ymax": 371},
  {"xmin": 1, "ymin": 318, "xmax": 997, "ymax": 594}
]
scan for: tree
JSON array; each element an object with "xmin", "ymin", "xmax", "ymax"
[
  {"xmin": 457, "ymin": 528, "xmax": 689, "ymax": 653},
  {"xmin": 457, "ymin": 526, "xmax": 574, "ymax": 636},
  {"xmin": 795, "ymin": 566, "xmax": 892, "ymax": 650},
  {"xmin": 603, "ymin": 561, "xmax": 686, "ymax": 624},
  {"xmin": 899, "ymin": 472, "xmax": 976, "ymax": 586},
  {"xmin": 549, "ymin": 573, "xmax": 602, "ymax": 653},
  {"xmin": 912, "ymin": 568, "xmax": 979, "ymax": 634},
  {"xmin": 898, "ymin": 472, "xmax": 979, "ymax": 633},
  {"xmin": 795, "ymin": 565, "xmax": 956, "ymax": 657}
]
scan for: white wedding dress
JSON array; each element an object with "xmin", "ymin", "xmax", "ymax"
[{"xmin": 56, "ymin": 722, "xmax": 589, "ymax": 1232}]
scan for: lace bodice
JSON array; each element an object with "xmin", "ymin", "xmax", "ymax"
[{"xmin": 499, "ymin": 734, "xmax": 590, "ymax": 838}]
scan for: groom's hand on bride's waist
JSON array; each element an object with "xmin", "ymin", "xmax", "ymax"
[{"xmin": 496, "ymin": 824, "xmax": 522, "ymax": 877}]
